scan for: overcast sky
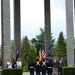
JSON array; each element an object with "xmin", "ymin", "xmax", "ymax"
[{"xmin": 0, "ymin": 0, "xmax": 75, "ymax": 45}]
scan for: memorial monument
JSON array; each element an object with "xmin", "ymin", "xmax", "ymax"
[{"xmin": 1, "ymin": 0, "xmax": 74, "ymax": 68}]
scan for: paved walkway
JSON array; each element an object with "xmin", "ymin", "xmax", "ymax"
[
  {"xmin": 23, "ymin": 72, "xmax": 44, "ymax": 75},
  {"xmin": 23, "ymin": 72, "xmax": 48, "ymax": 75},
  {"xmin": 23, "ymin": 72, "xmax": 36, "ymax": 75},
  {"xmin": 23, "ymin": 72, "xmax": 29, "ymax": 75}
]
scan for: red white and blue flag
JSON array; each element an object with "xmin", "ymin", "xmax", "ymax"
[
  {"xmin": 42, "ymin": 50, "xmax": 46, "ymax": 59},
  {"xmin": 41, "ymin": 43, "xmax": 46, "ymax": 59},
  {"xmin": 16, "ymin": 44, "xmax": 20, "ymax": 60}
]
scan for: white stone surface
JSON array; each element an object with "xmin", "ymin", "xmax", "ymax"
[{"xmin": 66, "ymin": 0, "xmax": 74, "ymax": 66}]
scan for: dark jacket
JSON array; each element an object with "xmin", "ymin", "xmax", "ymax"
[
  {"xmin": 58, "ymin": 60, "xmax": 64, "ymax": 68},
  {"xmin": 35, "ymin": 61, "xmax": 41, "ymax": 71},
  {"xmin": 12, "ymin": 59, "xmax": 16, "ymax": 68},
  {"xmin": 28, "ymin": 61, "xmax": 35, "ymax": 72},
  {"xmin": 41, "ymin": 62, "xmax": 47, "ymax": 71},
  {"xmin": 46, "ymin": 60, "xmax": 53, "ymax": 72}
]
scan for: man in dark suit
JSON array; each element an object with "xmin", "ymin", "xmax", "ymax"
[{"xmin": 28, "ymin": 58, "xmax": 35, "ymax": 75}]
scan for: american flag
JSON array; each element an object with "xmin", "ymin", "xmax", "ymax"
[
  {"xmin": 41, "ymin": 43, "xmax": 46, "ymax": 59},
  {"xmin": 42, "ymin": 50, "xmax": 46, "ymax": 59}
]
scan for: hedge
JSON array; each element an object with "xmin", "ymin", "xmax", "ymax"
[
  {"xmin": 23, "ymin": 66, "xmax": 29, "ymax": 72},
  {"xmin": 2, "ymin": 68, "xmax": 22, "ymax": 75},
  {"xmin": 62, "ymin": 67, "xmax": 75, "ymax": 75}
]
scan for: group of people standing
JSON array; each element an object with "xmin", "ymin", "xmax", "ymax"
[
  {"xmin": 7, "ymin": 58, "xmax": 22, "ymax": 68},
  {"xmin": 28, "ymin": 57, "xmax": 65, "ymax": 75}
]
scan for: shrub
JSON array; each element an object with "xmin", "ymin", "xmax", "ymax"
[
  {"xmin": 2, "ymin": 68, "xmax": 22, "ymax": 75},
  {"xmin": 23, "ymin": 66, "xmax": 29, "ymax": 72},
  {"xmin": 62, "ymin": 67, "xmax": 75, "ymax": 75}
]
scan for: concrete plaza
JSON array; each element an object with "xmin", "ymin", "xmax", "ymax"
[
  {"xmin": 23, "ymin": 72, "xmax": 35, "ymax": 75},
  {"xmin": 23, "ymin": 72, "xmax": 48, "ymax": 75}
]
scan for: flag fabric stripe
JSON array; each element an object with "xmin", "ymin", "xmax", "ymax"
[
  {"xmin": 16, "ymin": 44, "xmax": 20, "ymax": 60},
  {"xmin": 42, "ymin": 51, "xmax": 46, "ymax": 58},
  {"xmin": 39, "ymin": 50, "xmax": 42, "ymax": 62},
  {"xmin": 41, "ymin": 43, "xmax": 46, "ymax": 60}
]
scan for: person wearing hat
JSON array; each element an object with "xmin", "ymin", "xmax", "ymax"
[{"xmin": 28, "ymin": 58, "xmax": 35, "ymax": 75}]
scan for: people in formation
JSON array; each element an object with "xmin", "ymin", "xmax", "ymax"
[{"xmin": 28, "ymin": 57, "xmax": 65, "ymax": 75}]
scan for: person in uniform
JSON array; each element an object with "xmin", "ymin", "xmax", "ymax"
[
  {"xmin": 35, "ymin": 58, "xmax": 41, "ymax": 75},
  {"xmin": 46, "ymin": 58, "xmax": 53, "ymax": 75},
  {"xmin": 41, "ymin": 58, "xmax": 47, "ymax": 75},
  {"xmin": 28, "ymin": 58, "xmax": 35, "ymax": 75}
]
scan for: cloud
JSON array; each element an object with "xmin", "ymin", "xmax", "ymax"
[
  {"xmin": 10, "ymin": 0, "xmax": 44, "ymax": 40},
  {"xmin": 21, "ymin": 0, "xmax": 44, "ymax": 22},
  {"xmin": 21, "ymin": 0, "xmax": 66, "ymax": 40},
  {"xmin": 21, "ymin": 0, "xmax": 44, "ymax": 39},
  {"xmin": 0, "ymin": 0, "xmax": 2, "ymax": 45},
  {"xmin": 51, "ymin": 0, "xmax": 65, "ymax": 21},
  {"xmin": 0, "ymin": 0, "xmax": 70, "ymax": 45},
  {"xmin": 50, "ymin": 0, "xmax": 66, "ymax": 40}
]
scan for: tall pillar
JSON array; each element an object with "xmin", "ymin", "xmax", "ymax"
[
  {"xmin": 74, "ymin": 0, "xmax": 75, "ymax": 20},
  {"xmin": 44, "ymin": 0, "xmax": 51, "ymax": 55},
  {"xmin": 14, "ymin": 0, "xmax": 21, "ymax": 59},
  {"xmin": 1, "ymin": 0, "xmax": 11, "ymax": 68},
  {"xmin": 74, "ymin": 0, "xmax": 75, "ymax": 66},
  {"xmin": 66, "ymin": 0, "xmax": 74, "ymax": 66}
]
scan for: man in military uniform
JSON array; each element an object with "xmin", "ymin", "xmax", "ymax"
[
  {"xmin": 46, "ymin": 58, "xmax": 53, "ymax": 75},
  {"xmin": 35, "ymin": 58, "xmax": 41, "ymax": 75},
  {"xmin": 28, "ymin": 58, "xmax": 35, "ymax": 75},
  {"xmin": 41, "ymin": 58, "xmax": 47, "ymax": 75}
]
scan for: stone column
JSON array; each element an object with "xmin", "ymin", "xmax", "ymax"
[
  {"xmin": 14, "ymin": 0, "xmax": 21, "ymax": 59},
  {"xmin": 44, "ymin": 0, "xmax": 51, "ymax": 55},
  {"xmin": 74, "ymin": 0, "xmax": 75, "ymax": 21},
  {"xmin": 74, "ymin": 0, "xmax": 75, "ymax": 66},
  {"xmin": 66, "ymin": 0, "xmax": 74, "ymax": 66},
  {"xmin": 1, "ymin": 0, "xmax": 11, "ymax": 68}
]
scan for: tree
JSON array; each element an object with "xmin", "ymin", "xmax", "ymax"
[
  {"xmin": 31, "ymin": 28, "xmax": 55, "ymax": 55},
  {"xmin": 21, "ymin": 36, "xmax": 36, "ymax": 68},
  {"xmin": 54, "ymin": 31, "xmax": 66, "ymax": 59},
  {"xmin": 31, "ymin": 28, "xmax": 45, "ymax": 49}
]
